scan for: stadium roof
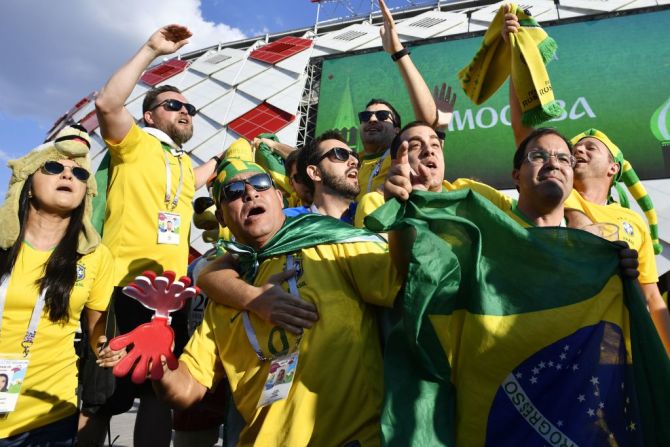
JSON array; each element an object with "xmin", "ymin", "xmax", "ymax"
[{"xmin": 48, "ymin": 0, "xmax": 670, "ymax": 268}]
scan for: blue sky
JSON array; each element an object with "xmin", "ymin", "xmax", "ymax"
[{"xmin": 0, "ymin": 0, "xmax": 422, "ymax": 196}]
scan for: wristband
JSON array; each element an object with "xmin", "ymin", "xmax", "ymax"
[
  {"xmin": 391, "ymin": 47, "xmax": 411, "ymax": 62},
  {"xmin": 211, "ymin": 155, "xmax": 222, "ymax": 166}
]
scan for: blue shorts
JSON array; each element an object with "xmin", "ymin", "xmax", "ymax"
[{"xmin": 0, "ymin": 413, "xmax": 77, "ymax": 447}]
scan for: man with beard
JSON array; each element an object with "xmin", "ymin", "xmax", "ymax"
[
  {"xmin": 356, "ymin": 99, "xmax": 402, "ymax": 201},
  {"xmin": 288, "ymin": 130, "xmax": 361, "ymax": 224},
  {"xmin": 80, "ymin": 25, "xmax": 223, "ymax": 446}
]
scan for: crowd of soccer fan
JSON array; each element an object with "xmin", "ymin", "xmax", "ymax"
[{"xmin": 0, "ymin": 1, "xmax": 668, "ymax": 446}]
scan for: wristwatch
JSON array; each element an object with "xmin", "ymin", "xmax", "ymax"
[{"xmin": 391, "ymin": 47, "xmax": 411, "ymax": 62}]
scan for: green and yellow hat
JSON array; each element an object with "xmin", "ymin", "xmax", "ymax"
[
  {"xmin": 572, "ymin": 128, "xmax": 662, "ymax": 254},
  {"xmin": 211, "ymin": 158, "xmax": 267, "ymax": 202}
]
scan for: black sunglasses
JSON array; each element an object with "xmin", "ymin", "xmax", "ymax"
[
  {"xmin": 221, "ymin": 173, "xmax": 273, "ymax": 202},
  {"xmin": 42, "ymin": 161, "xmax": 90, "ymax": 182},
  {"xmin": 315, "ymin": 147, "xmax": 359, "ymax": 164},
  {"xmin": 150, "ymin": 99, "xmax": 197, "ymax": 116},
  {"xmin": 358, "ymin": 110, "xmax": 396, "ymax": 125}
]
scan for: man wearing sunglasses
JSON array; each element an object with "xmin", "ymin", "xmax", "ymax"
[
  {"xmin": 84, "ymin": 25, "xmax": 224, "ymax": 446},
  {"xmin": 287, "ymin": 130, "xmax": 361, "ymax": 224},
  {"xmin": 150, "ymin": 159, "xmax": 401, "ymax": 446},
  {"xmin": 356, "ymin": 100, "xmax": 402, "ymax": 201}
]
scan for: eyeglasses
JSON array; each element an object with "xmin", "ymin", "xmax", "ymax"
[
  {"xmin": 358, "ymin": 110, "xmax": 396, "ymax": 125},
  {"xmin": 42, "ymin": 161, "xmax": 90, "ymax": 182},
  {"xmin": 315, "ymin": 147, "xmax": 359, "ymax": 165},
  {"xmin": 526, "ymin": 150, "xmax": 576, "ymax": 168},
  {"xmin": 149, "ymin": 99, "xmax": 197, "ymax": 116},
  {"xmin": 221, "ymin": 173, "xmax": 273, "ymax": 201}
]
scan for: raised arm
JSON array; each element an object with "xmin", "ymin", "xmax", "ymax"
[
  {"xmin": 95, "ymin": 25, "xmax": 192, "ymax": 144},
  {"xmin": 379, "ymin": 0, "xmax": 437, "ymax": 125},
  {"xmin": 253, "ymin": 137, "xmax": 297, "ymax": 160},
  {"xmin": 197, "ymin": 253, "xmax": 319, "ymax": 334},
  {"xmin": 502, "ymin": 5, "xmax": 533, "ymax": 147}
]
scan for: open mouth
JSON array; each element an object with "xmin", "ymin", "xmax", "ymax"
[
  {"xmin": 346, "ymin": 169, "xmax": 358, "ymax": 179},
  {"xmin": 56, "ymin": 185, "xmax": 73, "ymax": 192},
  {"xmin": 177, "ymin": 118, "xmax": 189, "ymax": 125},
  {"xmin": 244, "ymin": 205, "xmax": 266, "ymax": 223}
]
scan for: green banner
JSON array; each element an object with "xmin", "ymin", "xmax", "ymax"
[{"xmin": 315, "ymin": 8, "xmax": 670, "ymax": 189}]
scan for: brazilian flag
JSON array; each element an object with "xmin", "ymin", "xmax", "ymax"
[{"xmin": 366, "ymin": 189, "xmax": 670, "ymax": 446}]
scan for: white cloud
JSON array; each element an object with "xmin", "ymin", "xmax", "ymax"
[
  {"xmin": 0, "ymin": 149, "xmax": 11, "ymax": 163},
  {"xmin": 0, "ymin": 0, "xmax": 245, "ymax": 127}
]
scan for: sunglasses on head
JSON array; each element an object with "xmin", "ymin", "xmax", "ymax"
[
  {"xmin": 150, "ymin": 99, "xmax": 197, "ymax": 116},
  {"xmin": 315, "ymin": 147, "xmax": 359, "ymax": 164},
  {"xmin": 221, "ymin": 173, "xmax": 273, "ymax": 202},
  {"xmin": 42, "ymin": 161, "xmax": 90, "ymax": 182},
  {"xmin": 358, "ymin": 110, "xmax": 395, "ymax": 125}
]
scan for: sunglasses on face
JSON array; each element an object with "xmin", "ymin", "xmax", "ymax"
[
  {"xmin": 221, "ymin": 173, "xmax": 273, "ymax": 202},
  {"xmin": 42, "ymin": 161, "xmax": 90, "ymax": 182},
  {"xmin": 150, "ymin": 99, "xmax": 197, "ymax": 116},
  {"xmin": 315, "ymin": 147, "xmax": 359, "ymax": 165},
  {"xmin": 358, "ymin": 110, "xmax": 395, "ymax": 125}
]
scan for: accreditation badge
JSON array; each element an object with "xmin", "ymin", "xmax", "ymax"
[
  {"xmin": 157, "ymin": 212, "xmax": 181, "ymax": 245},
  {"xmin": 0, "ymin": 354, "xmax": 30, "ymax": 414},
  {"xmin": 257, "ymin": 351, "xmax": 299, "ymax": 408}
]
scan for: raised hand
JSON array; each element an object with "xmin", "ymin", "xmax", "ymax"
[
  {"xmin": 378, "ymin": 0, "xmax": 404, "ymax": 54},
  {"xmin": 501, "ymin": 4, "xmax": 520, "ymax": 43},
  {"xmin": 433, "ymin": 83, "xmax": 457, "ymax": 129},
  {"xmin": 146, "ymin": 24, "xmax": 192, "ymax": 56},
  {"xmin": 123, "ymin": 270, "xmax": 200, "ymax": 319},
  {"xmin": 109, "ymin": 317, "xmax": 177, "ymax": 384}
]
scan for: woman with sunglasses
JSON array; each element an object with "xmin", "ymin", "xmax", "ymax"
[{"xmin": 0, "ymin": 125, "xmax": 120, "ymax": 446}]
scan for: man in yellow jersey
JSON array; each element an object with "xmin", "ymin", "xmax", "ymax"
[
  {"xmin": 80, "ymin": 25, "xmax": 224, "ymax": 446},
  {"xmin": 153, "ymin": 159, "xmax": 401, "ymax": 446},
  {"xmin": 501, "ymin": 11, "xmax": 670, "ymax": 355}
]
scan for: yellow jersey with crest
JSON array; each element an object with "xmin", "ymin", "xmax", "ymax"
[
  {"xmin": 180, "ymin": 239, "xmax": 401, "ymax": 447},
  {"xmin": 0, "ymin": 242, "xmax": 113, "ymax": 437}
]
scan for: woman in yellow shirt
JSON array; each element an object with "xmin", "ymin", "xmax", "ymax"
[{"xmin": 0, "ymin": 125, "xmax": 120, "ymax": 446}]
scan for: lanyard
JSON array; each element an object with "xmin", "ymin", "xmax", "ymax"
[
  {"xmin": 242, "ymin": 254, "xmax": 302, "ymax": 361},
  {"xmin": 163, "ymin": 147, "xmax": 184, "ymax": 210},
  {"xmin": 0, "ymin": 273, "xmax": 48, "ymax": 357},
  {"xmin": 367, "ymin": 149, "xmax": 389, "ymax": 193}
]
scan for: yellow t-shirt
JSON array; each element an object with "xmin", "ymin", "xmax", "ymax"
[
  {"xmin": 181, "ymin": 241, "xmax": 401, "ymax": 447},
  {"xmin": 564, "ymin": 190, "xmax": 658, "ymax": 284},
  {"xmin": 356, "ymin": 150, "xmax": 392, "ymax": 202},
  {"xmin": 104, "ymin": 124, "xmax": 195, "ymax": 286},
  {"xmin": 0, "ymin": 242, "xmax": 113, "ymax": 437},
  {"xmin": 355, "ymin": 178, "xmax": 527, "ymax": 228}
]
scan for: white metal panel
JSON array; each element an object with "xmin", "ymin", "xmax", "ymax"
[
  {"xmin": 70, "ymin": 100, "xmax": 96, "ymax": 125},
  {"xmin": 237, "ymin": 68, "xmax": 300, "ymax": 103},
  {"xmin": 396, "ymin": 11, "xmax": 468, "ymax": 40},
  {"xmin": 190, "ymin": 127, "xmax": 242, "ymax": 162},
  {"xmin": 128, "ymin": 83, "xmax": 150, "ymax": 102},
  {"xmin": 558, "ymin": 0, "xmax": 633, "ymax": 12},
  {"xmin": 275, "ymin": 45, "xmax": 314, "ymax": 74},
  {"xmin": 182, "ymin": 78, "xmax": 231, "ymax": 110},
  {"xmin": 199, "ymin": 90, "xmax": 261, "ymax": 126},
  {"xmin": 126, "ymin": 95, "xmax": 145, "ymax": 121},
  {"xmin": 189, "ymin": 47, "xmax": 246, "ymax": 76},
  {"xmin": 433, "ymin": 20, "xmax": 470, "ymax": 37},
  {"xmin": 183, "ymin": 114, "xmax": 223, "ymax": 153},
  {"xmin": 266, "ymin": 76, "xmax": 307, "ymax": 115},
  {"xmin": 157, "ymin": 68, "xmax": 207, "ymax": 91},
  {"xmin": 274, "ymin": 118, "xmax": 301, "ymax": 148},
  {"xmin": 313, "ymin": 23, "xmax": 380, "ymax": 52},
  {"xmin": 310, "ymin": 45, "xmax": 338, "ymax": 58},
  {"xmin": 211, "ymin": 58, "xmax": 270, "ymax": 87},
  {"xmin": 354, "ymin": 33, "xmax": 385, "ymax": 50}
]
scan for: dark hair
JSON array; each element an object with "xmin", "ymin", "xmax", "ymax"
[
  {"xmin": 513, "ymin": 128, "xmax": 573, "ymax": 170},
  {"xmin": 365, "ymin": 99, "xmax": 402, "ymax": 129},
  {"xmin": 0, "ymin": 373, "xmax": 7, "ymax": 391},
  {"xmin": 142, "ymin": 85, "xmax": 182, "ymax": 114},
  {"xmin": 390, "ymin": 120, "xmax": 435, "ymax": 159},
  {"xmin": 296, "ymin": 130, "xmax": 349, "ymax": 192},
  {"xmin": 285, "ymin": 149, "xmax": 300, "ymax": 177},
  {"xmin": 0, "ymin": 176, "xmax": 84, "ymax": 324}
]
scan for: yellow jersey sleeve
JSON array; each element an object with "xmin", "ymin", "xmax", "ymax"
[
  {"xmin": 354, "ymin": 191, "xmax": 386, "ymax": 229},
  {"xmin": 104, "ymin": 122, "xmax": 145, "ymax": 162},
  {"xmin": 84, "ymin": 244, "xmax": 115, "ymax": 311}
]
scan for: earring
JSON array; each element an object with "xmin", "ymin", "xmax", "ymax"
[{"xmin": 27, "ymin": 190, "xmax": 33, "ymax": 198}]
